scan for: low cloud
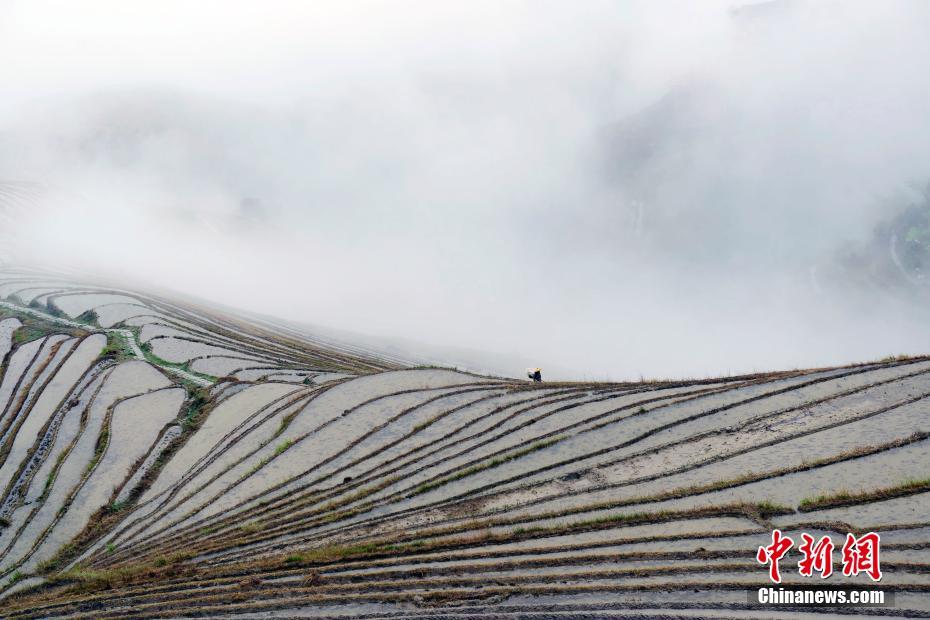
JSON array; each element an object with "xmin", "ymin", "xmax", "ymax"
[{"xmin": 2, "ymin": 0, "xmax": 930, "ymax": 379}]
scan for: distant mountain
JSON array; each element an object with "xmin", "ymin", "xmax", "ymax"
[{"xmin": 817, "ymin": 184, "xmax": 930, "ymax": 299}]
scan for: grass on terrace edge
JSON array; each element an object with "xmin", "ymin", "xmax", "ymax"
[
  {"xmin": 137, "ymin": 335, "xmax": 218, "ymax": 384},
  {"xmin": 484, "ymin": 431, "xmax": 930, "ymax": 531},
  {"xmin": 274, "ymin": 501, "xmax": 789, "ymax": 570},
  {"xmin": 412, "ymin": 436, "xmax": 565, "ymax": 496},
  {"xmin": 799, "ymin": 477, "xmax": 930, "ymax": 512},
  {"xmin": 0, "ymin": 307, "xmax": 87, "ymax": 345}
]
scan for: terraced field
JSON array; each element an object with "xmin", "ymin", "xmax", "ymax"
[{"xmin": 0, "ymin": 266, "xmax": 928, "ymax": 618}]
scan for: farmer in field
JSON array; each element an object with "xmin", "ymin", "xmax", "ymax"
[{"xmin": 527, "ymin": 367, "xmax": 542, "ymax": 382}]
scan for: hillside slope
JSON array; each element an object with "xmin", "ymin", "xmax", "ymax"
[{"xmin": 0, "ymin": 267, "xmax": 928, "ymax": 618}]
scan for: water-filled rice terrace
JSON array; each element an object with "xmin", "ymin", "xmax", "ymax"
[{"xmin": 0, "ymin": 266, "xmax": 928, "ymax": 618}]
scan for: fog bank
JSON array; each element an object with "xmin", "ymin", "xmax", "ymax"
[{"xmin": 2, "ymin": 0, "xmax": 930, "ymax": 379}]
